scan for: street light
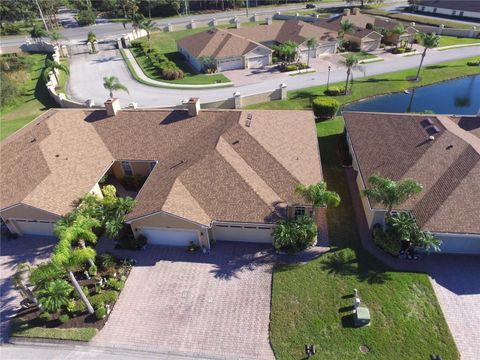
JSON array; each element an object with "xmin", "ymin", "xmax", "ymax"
[{"xmin": 327, "ymin": 65, "xmax": 331, "ymax": 90}]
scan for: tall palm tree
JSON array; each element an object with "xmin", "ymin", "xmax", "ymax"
[
  {"xmin": 131, "ymin": 13, "xmax": 145, "ymax": 38},
  {"xmin": 44, "ymin": 58, "xmax": 69, "ymax": 85},
  {"xmin": 140, "ymin": 19, "xmax": 159, "ymax": 52},
  {"xmin": 104, "ymin": 196, "xmax": 136, "ymax": 239},
  {"xmin": 339, "ymin": 19, "xmax": 354, "ymax": 40},
  {"xmin": 414, "ymin": 32, "xmax": 440, "ymax": 81},
  {"xmin": 48, "ymin": 30, "xmax": 63, "ymax": 47},
  {"xmin": 52, "ymin": 245, "xmax": 96, "ymax": 314},
  {"xmin": 30, "ymin": 24, "xmax": 48, "ymax": 43},
  {"xmin": 305, "ymin": 37, "xmax": 318, "ymax": 68},
  {"xmin": 391, "ymin": 23, "xmax": 405, "ymax": 47},
  {"xmin": 103, "ymin": 76, "xmax": 129, "ymax": 99},
  {"xmin": 342, "ymin": 53, "xmax": 359, "ymax": 95},
  {"xmin": 295, "ymin": 182, "xmax": 341, "ymax": 217},
  {"xmin": 35, "ymin": 279, "xmax": 73, "ymax": 314},
  {"xmin": 363, "ymin": 174, "xmax": 422, "ymax": 220}
]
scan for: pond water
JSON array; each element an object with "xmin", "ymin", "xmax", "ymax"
[{"xmin": 343, "ymin": 75, "xmax": 480, "ymax": 115}]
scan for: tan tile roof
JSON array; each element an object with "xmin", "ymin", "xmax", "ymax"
[
  {"xmin": 318, "ymin": 12, "xmax": 389, "ymax": 40},
  {"xmin": 225, "ymin": 19, "xmax": 338, "ymax": 44},
  {"xmin": 1, "ymin": 108, "xmax": 322, "ymax": 226},
  {"xmin": 344, "ymin": 112, "xmax": 480, "ymax": 235},
  {"xmin": 176, "ymin": 28, "xmax": 267, "ymax": 59}
]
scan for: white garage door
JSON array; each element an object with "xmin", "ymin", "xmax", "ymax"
[
  {"xmin": 213, "ymin": 224, "xmax": 273, "ymax": 244},
  {"xmin": 362, "ymin": 40, "xmax": 380, "ymax": 52},
  {"xmin": 141, "ymin": 227, "xmax": 199, "ymax": 247},
  {"xmin": 247, "ymin": 56, "xmax": 269, "ymax": 68},
  {"xmin": 301, "ymin": 49, "xmax": 316, "ymax": 60},
  {"xmin": 217, "ymin": 57, "xmax": 244, "ymax": 71},
  {"xmin": 14, "ymin": 220, "xmax": 55, "ymax": 236},
  {"xmin": 316, "ymin": 44, "xmax": 336, "ymax": 56}
]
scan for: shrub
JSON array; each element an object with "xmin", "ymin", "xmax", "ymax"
[
  {"xmin": 323, "ymin": 86, "xmax": 345, "ymax": 96},
  {"xmin": 116, "ymin": 228, "xmax": 147, "ymax": 250},
  {"xmin": 311, "ymin": 97, "xmax": 340, "ymax": 120},
  {"xmin": 1, "ymin": 23, "xmax": 21, "ymax": 35},
  {"xmin": 77, "ymin": 10, "xmax": 97, "ymax": 26},
  {"xmin": 0, "ymin": 72, "xmax": 20, "ymax": 107},
  {"xmin": 393, "ymin": 47, "xmax": 406, "ymax": 54},
  {"xmin": 39, "ymin": 312, "xmax": 50, "ymax": 322},
  {"xmin": 273, "ymin": 216, "xmax": 317, "ymax": 254},
  {"xmin": 101, "ymin": 253, "xmax": 117, "ymax": 270},
  {"xmin": 94, "ymin": 302, "xmax": 106, "ymax": 320},
  {"xmin": 89, "ymin": 290, "xmax": 118, "ymax": 307},
  {"xmin": 59, "ymin": 314, "xmax": 69, "ymax": 323},
  {"xmin": 66, "ymin": 299, "xmax": 76, "ymax": 314},
  {"xmin": 107, "ymin": 278, "xmax": 125, "ymax": 291},
  {"xmin": 130, "ymin": 40, "xmax": 142, "ymax": 48},
  {"xmin": 467, "ymin": 59, "xmax": 480, "ymax": 66},
  {"xmin": 88, "ymin": 264, "xmax": 97, "ymax": 276},
  {"xmin": 373, "ymin": 227, "xmax": 401, "ymax": 257},
  {"xmin": 72, "ymin": 300, "xmax": 86, "ymax": 314}
]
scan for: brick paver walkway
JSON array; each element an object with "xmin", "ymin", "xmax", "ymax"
[
  {"xmin": 0, "ymin": 235, "xmax": 56, "ymax": 342},
  {"xmin": 92, "ymin": 242, "xmax": 275, "ymax": 360},
  {"xmin": 346, "ymin": 167, "xmax": 480, "ymax": 359}
]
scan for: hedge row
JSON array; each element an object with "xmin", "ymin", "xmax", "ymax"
[{"xmin": 131, "ymin": 40, "xmax": 184, "ymax": 80}]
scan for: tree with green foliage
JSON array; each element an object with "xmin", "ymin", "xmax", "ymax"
[
  {"xmin": 363, "ymin": 174, "xmax": 423, "ymax": 220},
  {"xmin": 415, "ymin": 32, "xmax": 440, "ymax": 81},
  {"xmin": 13, "ymin": 263, "xmax": 37, "ymax": 304},
  {"xmin": 102, "ymin": 186, "xmax": 136, "ymax": 239},
  {"xmin": 43, "ymin": 58, "xmax": 69, "ymax": 86},
  {"xmin": 342, "ymin": 53, "xmax": 359, "ymax": 94},
  {"xmin": 87, "ymin": 31, "xmax": 96, "ymax": 44},
  {"xmin": 36, "ymin": 279, "xmax": 73, "ymax": 314},
  {"xmin": 140, "ymin": 19, "xmax": 158, "ymax": 51},
  {"xmin": 391, "ymin": 23, "xmax": 405, "ymax": 47},
  {"xmin": 30, "ymin": 24, "xmax": 48, "ymax": 43},
  {"xmin": 273, "ymin": 216, "xmax": 317, "ymax": 254},
  {"xmin": 339, "ymin": 19, "xmax": 354, "ymax": 39},
  {"xmin": 103, "ymin": 76, "xmax": 129, "ymax": 99},
  {"xmin": 305, "ymin": 37, "xmax": 318, "ymax": 68},
  {"xmin": 48, "ymin": 30, "xmax": 63, "ymax": 47},
  {"xmin": 295, "ymin": 182, "xmax": 340, "ymax": 216}
]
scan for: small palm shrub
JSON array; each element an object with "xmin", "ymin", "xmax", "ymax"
[
  {"xmin": 312, "ymin": 97, "xmax": 340, "ymax": 121},
  {"xmin": 35, "ymin": 279, "xmax": 73, "ymax": 314},
  {"xmin": 273, "ymin": 216, "xmax": 317, "ymax": 254},
  {"xmin": 94, "ymin": 302, "xmax": 107, "ymax": 320},
  {"xmin": 107, "ymin": 278, "xmax": 125, "ymax": 291},
  {"xmin": 59, "ymin": 314, "xmax": 69, "ymax": 323},
  {"xmin": 89, "ymin": 290, "xmax": 118, "ymax": 307}
]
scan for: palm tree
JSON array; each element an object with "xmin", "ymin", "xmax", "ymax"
[
  {"xmin": 13, "ymin": 263, "xmax": 37, "ymax": 304},
  {"xmin": 305, "ymin": 38, "xmax": 318, "ymax": 68},
  {"xmin": 30, "ymin": 24, "xmax": 47, "ymax": 43},
  {"xmin": 104, "ymin": 196, "xmax": 135, "ymax": 239},
  {"xmin": 363, "ymin": 174, "xmax": 423, "ymax": 220},
  {"xmin": 342, "ymin": 54, "xmax": 359, "ymax": 95},
  {"xmin": 387, "ymin": 212, "xmax": 418, "ymax": 242},
  {"xmin": 35, "ymin": 279, "xmax": 73, "ymax": 314},
  {"xmin": 140, "ymin": 19, "xmax": 158, "ymax": 52},
  {"xmin": 339, "ymin": 20, "xmax": 354, "ymax": 40},
  {"xmin": 415, "ymin": 230, "xmax": 442, "ymax": 253},
  {"xmin": 391, "ymin": 23, "xmax": 405, "ymax": 47},
  {"xmin": 103, "ymin": 76, "xmax": 129, "ymax": 99},
  {"xmin": 48, "ymin": 30, "xmax": 63, "ymax": 47},
  {"xmin": 295, "ymin": 182, "xmax": 341, "ymax": 217},
  {"xmin": 131, "ymin": 13, "xmax": 145, "ymax": 38},
  {"xmin": 414, "ymin": 32, "xmax": 440, "ymax": 81},
  {"xmin": 52, "ymin": 245, "xmax": 96, "ymax": 314},
  {"xmin": 43, "ymin": 58, "xmax": 69, "ymax": 86}
]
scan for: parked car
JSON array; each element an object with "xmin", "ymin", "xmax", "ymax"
[{"xmin": 306, "ymin": 3, "xmax": 316, "ymax": 9}]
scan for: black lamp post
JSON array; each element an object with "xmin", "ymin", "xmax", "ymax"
[{"xmin": 327, "ymin": 65, "xmax": 331, "ymax": 91}]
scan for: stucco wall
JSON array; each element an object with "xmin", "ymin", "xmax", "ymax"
[
  {"xmin": 201, "ymin": 97, "xmax": 236, "ymax": 109},
  {"xmin": 414, "ymin": 24, "xmax": 480, "ymax": 38},
  {"xmin": 435, "ymin": 232, "xmax": 480, "ymax": 254},
  {"xmin": 418, "ymin": 6, "xmax": 480, "ymax": 20},
  {"xmin": 0, "ymin": 204, "xmax": 60, "ymax": 234},
  {"xmin": 129, "ymin": 212, "xmax": 210, "ymax": 248},
  {"xmin": 241, "ymin": 88, "xmax": 282, "ymax": 107}
]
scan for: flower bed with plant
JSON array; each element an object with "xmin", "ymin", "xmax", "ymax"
[{"xmin": 10, "ymin": 185, "xmax": 137, "ymax": 341}]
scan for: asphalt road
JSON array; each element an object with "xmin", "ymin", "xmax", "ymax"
[
  {"xmin": 68, "ymin": 46, "xmax": 480, "ymax": 108},
  {"xmin": 0, "ymin": 0, "xmax": 406, "ymax": 47}
]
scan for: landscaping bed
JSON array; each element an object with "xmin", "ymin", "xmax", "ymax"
[
  {"xmin": 269, "ymin": 121, "xmax": 459, "ymax": 360},
  {"xmin": 10, "ymin": 253, "xmax": 132, "ymax": 342}
]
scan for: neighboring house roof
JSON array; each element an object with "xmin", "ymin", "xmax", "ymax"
[
  {"xmin": 225, "ymin": 19, "xmax": 338, "ymax": 45},
  {"xmin": 176, "ymin": 28, "xmax": 269, "ymax": 59},
  {"xmin": 0, "ymin": 108, "xmax": 323, "ymax": 226},
  {"xmin": 417, "ymin": 1, "xmax": 480, "ymax": 12},
  {"xmin": 344, "ymin": 112, "xmax": 480, "ymax": 235}
]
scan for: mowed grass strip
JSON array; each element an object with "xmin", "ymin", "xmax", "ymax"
[
  {"xmin": 247, "ymin": 56, "xmax": 480, "ymax": 110},
  {"xmin": 10, "ymin": 319, "xmax": 97, "ymax": 342},
  {"xmin": 0, "ymin": 53, "xmax": 56, "ymax": 142},
  {"xmin": 270, "ymin": 122, "xmax": 459, "ymax": 360}
]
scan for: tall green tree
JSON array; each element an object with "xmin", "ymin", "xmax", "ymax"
[
  {"xmin": 391, "ymin": 23, "xmax": 405, "ymax": 47},
  {"xmin": 339, "ymin": 19, "xmax": 354, "ymax": 39},
  {"xmin": 414, "ymin": 32, "xmax": 440, "ymax": 81},
  {"xmin": 140, "ymin": 19, "xmax": 159, "ymax": 51},
  {"xmin": 103, "ymin": 76, "xmax": 129, "ymax": 99},
  {"xmin": 35, "ymin": 279, "xmax": 73, "ymax": 314},
  {"xmin": 102, "ymin": 187, "xmax": 135, "ymax": 239},
  {"xmin": 44, "ymin": 58, "xmax": 69, "ymax": 86},
  {"xmin": 342, "ymin": 53, "xmax": 359, "ymax": 95},
  {"xmin": 295, "ymin": 182, "xmax": 341, "ymax": 216},
  {"xmin": 363, "ymin": 174, "xmax": 423, "ymax": 220},
  {"xmin": 30, "ymin": 24, "xmax": 48, "ymax": 43},
  {"xmin": 305, "ymin": 37, "xmax": 318, "ymax": 68}
]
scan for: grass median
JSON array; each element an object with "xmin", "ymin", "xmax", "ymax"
[
  {"xmin": 247, "ymin": 56, "xmax": 480, "ymax": 110},
  {"xmin": 10, "ymin": 319, "xmax": 97, "ymax": 342}
]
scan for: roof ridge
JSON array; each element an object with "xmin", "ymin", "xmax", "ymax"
[{"xmin": 437, "ymin": 115, "xmax": 480, "ymax": 155}]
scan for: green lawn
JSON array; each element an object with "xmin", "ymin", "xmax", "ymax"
[
  {"xmin": 248, "ymin": 56, "xmax": 480, "ymax": 110},
  {"xmin": 0, "ymin": 53, "xmax": 56, "ymax": 142},
  {"xmin": 270, "ymin": 121, "xmax": 458, "ymax": 360},
  {"xmin": 129, "ymin": 28, "xmax": 231, "ymax": 85},
  {"xmin": 342, "ymin": 51, "xmax": 377, "ymax": 61},
  {"xmin": 10, "ymin": 319, "xmax": 97, "ymax": 341},
  {"xmin": 438, "ymin": 35, "xmax": 480, "ymax": 47}
]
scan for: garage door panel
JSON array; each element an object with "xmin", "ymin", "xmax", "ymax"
[
  {"xmin": 362, "ymin": 40, "xmax": 379, "ymax": 52},
  {"xmin": 316, "ymin": 44, "xmax": 336, "ymax": 55},
  {"xmin": 217, "ymin": 57, "xmax": 243, "ymax": 71},
  {"xmin": 247, "ymin": 56, "xmax": 269, "ymax": 68},
  {"xmin": 141, "ymin": 227, "xmax": 199, "ymax": 247},
  {"xmin": 14, "ymin": 220, "xmax": 55, "ymax": 236},
  {"xmin": 213, "ymin": 224, "xmax": 273, "ymax": 244}
]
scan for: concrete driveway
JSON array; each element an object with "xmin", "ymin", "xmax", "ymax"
[
  {"xmin": 92, "ymin": 242, "xmax": 275, "ymax": 360},
  {"xmin": 0, "ymin": 235, "xmax": 56, "ymax": 342},
  {"xmin": 428, "ymin": 255, "xmax": 480, "ymax": 360}
]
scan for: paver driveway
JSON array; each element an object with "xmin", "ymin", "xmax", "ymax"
[
  {"xmin": 0, "ymin": 235, "xmax": 56, "ymax": 341},
  {"xmin": 428, "ymin": 254, "xmax": 480, "ymax": 360},
  {"xmin": 93, "ymin": 242, "xmax": 275, "ymax": 359}
]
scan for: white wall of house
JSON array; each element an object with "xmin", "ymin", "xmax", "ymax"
[
  {"xmin": 434, "ymin": 232, "xmax": 480, "ymax": 254},
  {"xmin": 299, "ymin": 42, "xmax": 337, "ymax": 60},
  {"xmin": 418, "ymin": 5, "xmax": 480, "ymax": 20},
  {"xmin": 177, "ymin": 44, "xmax": 204, "ymax": 73}
]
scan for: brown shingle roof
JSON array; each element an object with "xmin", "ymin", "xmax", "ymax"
[
  {"xmin": 344, "ymin": 112, "xmax": 480, "ymax": 235},
  {"xmin": 176, "ymin": 28, "xmax": 267, "ymax": 59},
  {"xmin": 1, "ymin": 108, "xmax": 322, "ymax": 225}
]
